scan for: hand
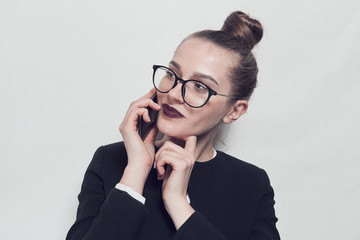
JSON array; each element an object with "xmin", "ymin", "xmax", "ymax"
[
  {"xmin": 119, "ymin": 88, "xmax": 160, "ymax": 194},
  {"xmin": 154, "ymin": 136, "xmax": 197, "ymax": 229}
]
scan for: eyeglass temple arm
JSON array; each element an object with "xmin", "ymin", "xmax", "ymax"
[{"xmin": 214, "ymin": 92, "xmax": 240, "ymax": 100}]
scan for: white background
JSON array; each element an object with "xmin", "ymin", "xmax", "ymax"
[{"xmin": 1, "ymin": 0, "xmax": 360, "ymax": 239}]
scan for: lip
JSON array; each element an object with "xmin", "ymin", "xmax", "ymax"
[{"xmin": 162, "ymin": 104, "xmax": 185, "ymax": 118}]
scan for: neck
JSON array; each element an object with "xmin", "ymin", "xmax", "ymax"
[{"xmin": 193, "ymin": 130, "xmax": 216, "ymax": 162}]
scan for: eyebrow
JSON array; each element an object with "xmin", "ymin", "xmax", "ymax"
[{"xmin": 169, "ymin": 60, "xmax": 219, "ymax": 86}]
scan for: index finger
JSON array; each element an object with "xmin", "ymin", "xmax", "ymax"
[
  {"xmin": 184, "ymin": 136, "xmax": 197, "ymax": 154},
  {"xmin": 141, "ymin": 88, "xmax": 157, "ymax": 100}
]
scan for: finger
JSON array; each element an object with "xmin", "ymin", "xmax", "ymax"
[
  {"xmin": 148, "ymin": 100, "xmax": 161, "ymax": 112},
  {"xmin": 132, "ymin": 108, "xmax": 150, "ymax": 123},
  {"xmin": 141, "ymin": 88, "xmax": 157, "ymax": 100},
  {"xmin": 122, "ymin": 108, "xmax": 150, "ymax": 134},
  {"xmin": 156, "ymin": 147, "xmax": 181, "ymax": 164},
  {"xmin": 154, "ymin": 140, "xmax": 194, "ymax": 171},
  {"xmin": 157, "ymin": 141, "xmax": 186, "ymax": 156},
  {"xmin": 120, "ymin": 108, "xmax": 149, "ymax": 134},
  {"xmin": 155, "ymin": 150, "xmax": 177, "ymax": 179},
  {"xmin": 162, "ymin": 165, "xmax": 172, "ymax": 183},
  {"xmin": 184, "ymin": 136, "xmax": 197, "ymax": 154},
  {"xmin": 130, "ymin": 88, "xmax": 159, "ymax": 108},
  {"xmin": 156, "ymin": 151, "xmax": 188, "ymax": 180},
  {"xmin": 143, "ymin": 89, "xmax": 161, "ymax": 108},
  {"xmin": 135, "ymin": 100, "xmax": 161, "ymax": 114},
  {"xmin": 132, "ymin": 98, "xmax": 159, "ymax": 109},
  {"xmin": 155, "ymin": 153, "xmax": 166, "ymax": 179}
]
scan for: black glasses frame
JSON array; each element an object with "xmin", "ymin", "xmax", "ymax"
[{"xmin": 152, "ymin": 65, "xmax": 239, "ymax": 108}]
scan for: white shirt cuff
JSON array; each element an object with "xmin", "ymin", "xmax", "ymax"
[{"xmin": 115, "ymin": 183, "xmax": 146, "ymax": 204}]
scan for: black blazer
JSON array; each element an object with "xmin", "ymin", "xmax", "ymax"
[{"xmin": 66, "ymin": 142, "xmax": 280, "ymax": 240}]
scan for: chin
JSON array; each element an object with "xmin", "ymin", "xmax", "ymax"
[{"xmin": 156, "ymin": 119, "xmax": 189, "ymax": 140}]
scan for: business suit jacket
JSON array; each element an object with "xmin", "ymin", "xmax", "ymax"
[{"xmin": 66, "ymin": 142, "xmax": 280, "ymax": 240}]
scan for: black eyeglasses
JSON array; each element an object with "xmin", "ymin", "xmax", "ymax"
[{"xmin": 152, "ymin": 65, "xmax": 239, "ymax": 108}]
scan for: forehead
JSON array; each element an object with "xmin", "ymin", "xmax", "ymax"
[{"xmin": 172, "ymin": 38, "xmax": 237, "ymax": 87}]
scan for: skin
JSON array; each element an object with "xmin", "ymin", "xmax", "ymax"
[{"xmin": 119, "ymin": 37, "xmax": 248, "ymax": 230}]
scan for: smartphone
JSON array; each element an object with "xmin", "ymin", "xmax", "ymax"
[{"xmin": 137, "ymin": 93, "xmax": 158, "ymax": 140}]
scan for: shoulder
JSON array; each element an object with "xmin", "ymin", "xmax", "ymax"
[
  {"xmin": 88, "ymin": 142, "xmax": 129, "ymax": 193},
  {"xmin": 216, "ymin": 151, "xmax": 266, "ymax": 174},
  {"xmin": 90, "ymin": 141, "xmax": 128, "ymax": 171},
  {"xmin": 216, "ymin": 151, "xmax": 271, "ymax": 185},
  {"xmin": 93, "ymin": 141, "xmax": 127, "ymax": 159},
  {"xmin": 102, "ymin": 141, "xmax": 127, "ymax": 157}
]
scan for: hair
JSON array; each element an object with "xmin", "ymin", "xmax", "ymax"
[{"xmin": 187, "ymin": 11, "xmax": 263, "ymax": 101}]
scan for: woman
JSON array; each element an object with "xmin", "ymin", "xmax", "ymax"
[{"xmin": 66, "ymin": 11, "xmax": 280, "ymax": 240}]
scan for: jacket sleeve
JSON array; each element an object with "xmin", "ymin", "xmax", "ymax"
[
  {"xmin": 248, "ymin": 170, "xmax": 280, "ymax": 240},
  {"xmin": 171, "ymin": 211, "xmax": 226, "ymax": 240},
  {"xmin": 66, "ymin": 146, "xmax": 148, "ymax": 240},
  {"xmin": 171, "ymin": 170, "xmax": 280, "ymax": 240}
]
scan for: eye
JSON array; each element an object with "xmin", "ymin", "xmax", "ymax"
[
  {"xmin": 164, "ymin": 69, "xmax": 175, "ymax": 81},
  {"xmin": 166, "ymin": 70, "xmax": 174, "ymax": 77},
  {"xmin": 193, "ymin": 81, "xmax": 208, "ymax": 94}
]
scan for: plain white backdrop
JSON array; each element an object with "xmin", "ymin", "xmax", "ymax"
[{"xmin": 1, "ymin": 0, "xmax": 360, "ymax": 239}]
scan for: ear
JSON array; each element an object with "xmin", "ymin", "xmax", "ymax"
[{"xmin": 223, "ymin": 100, "xmax": 248, "ymax": 124}]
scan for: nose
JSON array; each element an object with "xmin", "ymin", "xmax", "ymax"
[{"xmin": 168, "ymin": 80, "xmax": 184, "ymax": 104}]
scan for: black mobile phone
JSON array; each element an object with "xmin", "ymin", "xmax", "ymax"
[{"xmin": 137, "ymin": 94, "xmax": 158, "ymax": 140}]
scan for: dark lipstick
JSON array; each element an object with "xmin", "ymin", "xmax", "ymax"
[{"xmin": 162, "ymin": 104, "xmax": 185, "ymax": 118}]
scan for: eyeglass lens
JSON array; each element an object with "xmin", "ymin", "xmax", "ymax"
[{"xmin": 153, "ymin": 66, "xmax": 209, "ymax": 107}]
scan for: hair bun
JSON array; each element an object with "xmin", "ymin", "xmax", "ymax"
[{"xmin": 221, "ymin": 11, "xmax": 263, "ymax": 50}]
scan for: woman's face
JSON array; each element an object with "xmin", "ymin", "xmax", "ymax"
[{"xmin": 156, "ymin": 37, "xmax": 239, "ymax": 140}]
